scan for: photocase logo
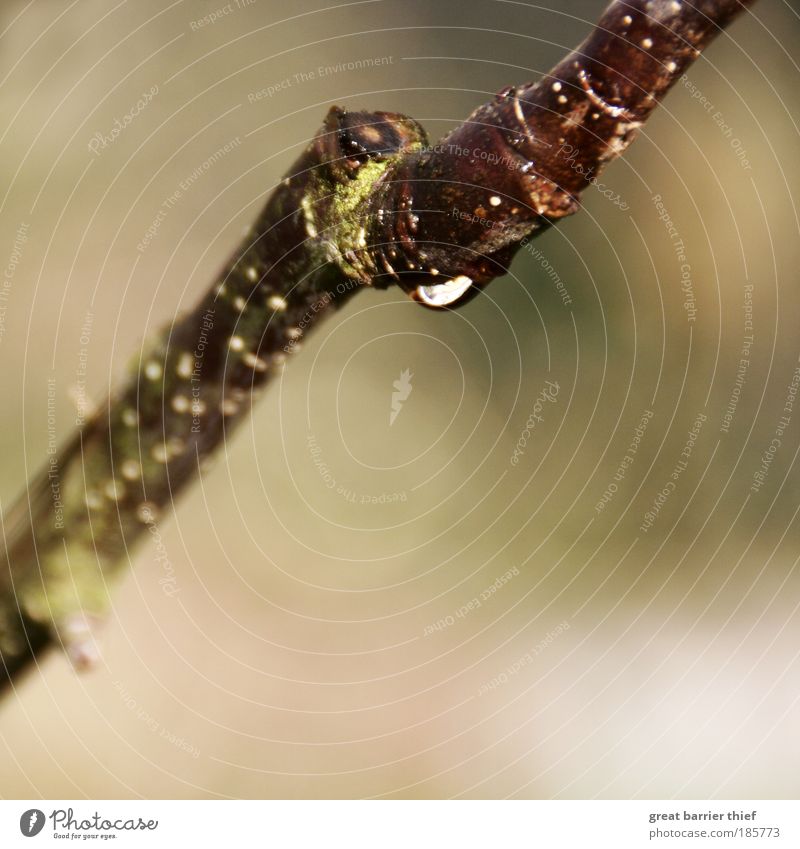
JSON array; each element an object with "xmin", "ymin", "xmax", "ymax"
[
  {"xmin": 19, "ymin": 809, "xmax": 45, "ymax": 837},
  {"xmin": 389, "ymin": 368, "xmax": 414, "ymax": 425}
]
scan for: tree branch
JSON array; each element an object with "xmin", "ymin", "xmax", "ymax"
[{"xmin": 0, "ymin": 0, "xmax": 754, "ymax": 691}]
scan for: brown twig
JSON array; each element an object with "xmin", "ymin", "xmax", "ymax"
[{"xmin": 0, "ymin": 0, "xmax": 755, "ymax": 692}]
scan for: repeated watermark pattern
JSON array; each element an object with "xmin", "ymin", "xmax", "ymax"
[
  {"xmin": 114, "ymin": 680, "xmax": 199, "ymax": 758},
  {"xmin": 720, "ymin": 283, "xmax": 754, "ymax": 434},
  {"xmin": 190, "ymin": 0, "xmax": 256, "ymax": 31},
  {"xmin": 138, "ymin": 506, "xmax": 179, "ymax": 597},
  {"xmin": 423, "ymin": 567, "xmax": 520, "ymax": 636},
  {"xmin": 247, "ymin": 56, "xmax": 394, "ymax": 103},
  {"xmin": 190, "ymin": 307, "xmax": 216, "ymax": 434},
  {"xmin": 640, "ymin": 411, "xmax": 707, "ymax": 532},
  {"xmin": 518, "ymin": 237, "xmax": 573, "ymax": 307},
  {"xmin": 595, "ymin": 409, "xmax": 654, "ymax": 514},
  {"xmin": 73, "ymin": 310, "xmax": 95, "ymax": 428},
  {"xmin": 46, "ymin": 377, "xmax": 64, "ymax": 530},
  {"xmin": 510, "ymin": 380, "xmax": 560, "ymax": 466},
  {"xmin": 307, "ymin": 433, "xmax": 407, "ymax": 504},
  {"xmin": 750, "ymin": 358, "xmax": 800, "ymax": 494},
  {"xmin": 389, "ymin": 368, "xmax": 413, "ymax": 426},
  {"xmin": 679, "ymin": 73, "xmax": 752, "ymax": 170},
  {"xmin": 0, "ymin": 221, "xmax": 29, "ymax": 345},
  {"xmin": 137, "ymin": 138, "xmax": 242, "ymax": 252},
  {"xmin": 652, "ymin": 194, "xmax": 696, "ymax": 322},
  {"xmin": 478, "ymin": 620, "xmax": 570, "ymax": 695}
]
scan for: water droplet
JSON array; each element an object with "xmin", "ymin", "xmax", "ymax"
[{"xmin": 413, "ymin": 275, "xmax": 473, "ymax": 308}]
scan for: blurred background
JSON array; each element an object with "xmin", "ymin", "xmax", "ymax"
[{"xmin": 0, "ymin": 0, "xmax": 798, "ymax": 799}]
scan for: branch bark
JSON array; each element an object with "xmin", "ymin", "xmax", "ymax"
[{"xmin": 0, "ymin": 0, "xmax": 754, "ymax": 691}]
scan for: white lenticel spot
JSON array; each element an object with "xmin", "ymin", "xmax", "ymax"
[
  {"xmin": 666, "ymin": 61, "xmax": 678, "ymax": 72},
  {"xmin": 234, "ymin": 296, "xmax": 246, "ymax": 311},
  {"xmin": 122, "ymin": 409, "xmax": 138, "ymax": 427},
  {"xmin": 177, "ymin": 353, "xmax": 193, "ymax": 378},
  {"xmin": 152, "ymin": 444, "xmax": 169, "ymax": 463},
  {"xmin": 243, "ymin": 352, "xmax": 268, "ymax": 372},
  {"xmin": 557, "ymin": 94, "xmax": 568, "ymax": 104},
  {"xmin": 489, "ymin": 195, "xmax": 501, "ymax": 207},
  {"xmin": 229, "ymin": 336, "xmax": 245, "ymax": 351},
  {"xmin": 85, "ymin": 491, "xmax": 103, "ymax": 510},
  {"xmin": 144, "ymin": 361, "xmax": 162, "ymax": 380},
  {"xmin": 552, "ymin": 81, "xmax": 562, "ymax": 92},
  {"xmin": 220, "ymin": 399, "xmax": 239, "ymax": 416},
  {"xmin": 622, "ymin": 14, "xmax": 632, "ymax": 25},
  {"xmin": 246, "ymin": 266, "xmax": 258, "ymax": 281},
  {"xmin": 104, "ymin": 480, "xmax": 125, "ymax": 501},
  {"xmin": 268, "ymin": 294, "xmax": 287, "ymax": 311},
  {"xmin": 171, "ymin": 395, "xmax": 190, "ymax": 413},
  {"xmin": 121, "ymin": 460, "xmax": 141, "ymax": 480},
  {"xmin": 641, "ymin": 38, "xmax": 653, "ymax": 49}
]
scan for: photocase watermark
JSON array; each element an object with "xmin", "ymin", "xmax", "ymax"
[
  {"xmin": 442, "ymin": 130, "xmax": 628, "ymax": 212},
  {"xmin": 306, "ymin": 433, "xmax": 407, "ymax": 504},
  {"xmin": 0, "ymin": 221, "xmax": 29, "ymax": 345},
  {"xmin": 750, "ymin": 358, "xmax": 799, "ymax": 494},
  {"xmin": 22, "ymin": 806, "xmax": 158, "ymax": 836},
  {"xmin": 247, "ymin": 55, "xmax": 394, "ymax": 102},
  {"xmin": 679, "ymin": 74, "xmax": 752, "ymax": 170},
  {"xmin": 640, "ymin": 411, "xmax": 707, "ymax": 532},
  {"xmin": 389, "ymin": 368, "xmax": 413, "ymax": 425},
  {"xmin": 189, "ymin": 0, "xmax": 255, "ymax": 30},
  {"xmin": 510, "ymin": 380, "xmax": 560, "ymax": 466},
  {"xmin": 137, "ymin": 137, "xmax": 242, "ymax": 252},
  {"xmin": 19, "ymin": 809, "xmax": 45, "ymax": 837},
  {"xmin": 720, "ymin": 283, "xmax": 754, "ymax": 434},
  {"xmin": 87, "ymin": 84, "xmax": 159, "ymax": 156},
  {"xmin": 652, "ymin": 193, "xmax": 696, "ymax": 322},
  {"xmin": 115, "ymin": 679, "xmax": 199, "ymax": 758},
  {"xmin": 595, "ymin": 409, "xmax": 654, "ymax": 514},
  {"xmin": 138, "ymin": 505, "xmax": 179, "ymax": 596},
  {"xmin": 423, "ymin": 567, "xmax": 520, "ymax": 636},
  {"xmin": 556, "ymin": 141, "xmax": 630, "ymax": 210},
  {"xmin": 477, "ymin": 620, "xmax": 570, "ymax": 695}
]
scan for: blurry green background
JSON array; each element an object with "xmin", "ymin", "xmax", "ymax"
[{"xmin": 1, "ymin": 0, "xmax": 798, "ymax": 798}]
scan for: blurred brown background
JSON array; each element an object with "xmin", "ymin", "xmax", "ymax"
[{"xmin": 0, "ymin": 0, "xmax": 798, "ymax": 798}]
